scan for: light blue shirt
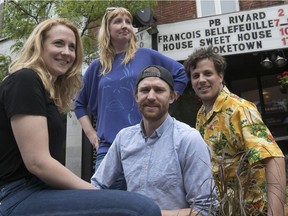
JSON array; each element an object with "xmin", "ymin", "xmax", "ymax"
[{"xmin": 91, "ymin": 115, "xmax": 218, "ymax": 214}]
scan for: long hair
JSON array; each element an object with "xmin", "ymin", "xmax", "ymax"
[
  {"xmin": 9, "ymin": 18, "xmax": 83, "ymax": 113},
  {"xmin": 98, "ymin": 7, "xmax": 138, "ymax": 75}
]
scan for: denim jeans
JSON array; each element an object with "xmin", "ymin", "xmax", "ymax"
[
  {"xmin": 0, "ymin": 177, "xmax": 161, "ymax": 216},
  {"xmin": 95, "ymin": 152, "xmax": 127, "ymax": 190}
]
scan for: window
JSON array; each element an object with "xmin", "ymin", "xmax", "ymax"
[
  {"xmin": 196, "ymin": 0, "xmax": 239, "ymax": 17},
  {"xmin": 260, "ymin": 74, "xmax": 288, "ymax": 140}
]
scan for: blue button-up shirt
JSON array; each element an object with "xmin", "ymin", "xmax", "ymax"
[{"xmin": 91, "ymin": 115, "xmax": 218, "ymax": 214}]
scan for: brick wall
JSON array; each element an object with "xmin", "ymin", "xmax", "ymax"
[
  {"xmin": 240, "ymin": 0, "xmax": 285, "ymax": 10},
  {"xmin": 153, "ymin": 1, "xmax": 196, "ymax": 24}
]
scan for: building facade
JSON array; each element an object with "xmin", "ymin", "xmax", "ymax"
[
  {"xmin": 137, "ymin": 1, "xmax": 288, "ymax": 157},
  {"xmin": 1, "ymin": 1, "xmax": 287, "ymax": 180}
]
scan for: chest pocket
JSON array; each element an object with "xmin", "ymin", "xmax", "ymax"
[{"xmin": 149, "ymin": 147, "xmax": 182, "ymax": 192}]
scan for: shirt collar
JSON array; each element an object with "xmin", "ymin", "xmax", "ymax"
[
  {"xmin": 213, "ymin": 86, "xmax": 230, "ymax": 112},
  {"xmin": 140, "ymin": 114, "xmax": 173, "ymax": 138},
  {"xmin": 198, "ymin": 86, "xmax": 230, "ymax": 121}
]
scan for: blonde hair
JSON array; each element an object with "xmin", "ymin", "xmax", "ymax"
[
  {"xmin": 98, "ymin": 7, "xmax": 138, "ymax": 75},
  {"xmin": 9, "ymin": 18, "xmax": 83, "ymax": 113}
]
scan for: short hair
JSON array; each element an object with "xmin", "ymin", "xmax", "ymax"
[{"xmin": 184, "ymin": 46, "xmax": 226, "ymax": 79}]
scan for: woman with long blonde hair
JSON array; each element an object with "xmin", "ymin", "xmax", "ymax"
[
  {"xmin": 0, "ymin": 18, "xmax": 161, "ymax": 216},
  {"xmin": 75, "ymin": 7, "xmax": 189, "ymax": 190}
]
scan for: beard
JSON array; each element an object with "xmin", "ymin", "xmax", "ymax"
[{"xmin": 140, "ymin": 106, "xmax": 168, "ymax": 122}]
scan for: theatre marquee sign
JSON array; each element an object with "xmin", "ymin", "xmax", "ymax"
[{"xmin": 156, "ymin": 5, "xmax": 288, "ymax": 60}]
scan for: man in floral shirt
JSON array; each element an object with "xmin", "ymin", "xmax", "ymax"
[{"xmin": 184, "ymin": 47, "xmax": 286, "ymax": 216}]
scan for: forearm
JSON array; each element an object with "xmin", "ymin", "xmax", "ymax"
[
  {"xmin": 161, "ymin": 208, "xmax": 199, "ymax": 216},
  {"xmin": 31, "ymin": 156, "xmax": 96, "ymax": 190},
  {"xmin": 11, "ymin": 115, "xmax": 96, "ymax": 190},
  {"xmin": 78, "ymin": 115, "xmax": 99, "ymax": 147},
  {"xmin": 265, "ymin": 157, "xmax": 286, "ymax": 216},
  {"xmin": 78, "ymin": 115, "xmax": 96, "ymax": 137}
]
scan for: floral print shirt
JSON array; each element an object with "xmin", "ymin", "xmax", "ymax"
[{"xmin": 196, "ymin": 86, "xmax": 284, "ymax": 213}]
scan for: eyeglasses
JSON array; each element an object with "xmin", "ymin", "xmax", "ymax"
[
  {"xmin": 104, "ymin": 7, "xmax": 118, "ymax": 19},
  {"xmin": 106, "ymin": 7, "xmax": 118, "ymax": 12}
]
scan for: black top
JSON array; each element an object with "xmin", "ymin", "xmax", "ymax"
[{"xmin": 0, "ymin": 68, "xmax": 65, "ymax": 182}]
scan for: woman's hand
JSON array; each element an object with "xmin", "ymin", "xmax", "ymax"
[
  {"xmin": 87, "ymin": 130, "xmax": 99, "ymax": 150},
  {"xmin": 78, "ymin": 115, "xmax": 99, "ymax": 150}
]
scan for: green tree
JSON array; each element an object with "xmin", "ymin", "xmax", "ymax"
[
  {"xmin": 0, "ymin": 54, "xmax": 11, "ymax": 82},
  {"xmin": 0, "ymin": 0, "xmax": 156, "ymax": 64}
]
